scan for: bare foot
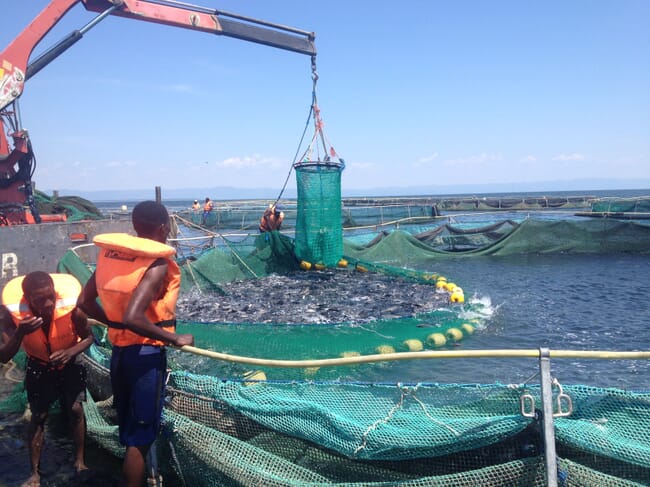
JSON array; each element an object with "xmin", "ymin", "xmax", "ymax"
[
  {"xmin": 20, "ymin": 472, "xmax": 40, "ymax": 487},
  {"xmin": 75, "ymin": 461, "xmax": 89, "ymax": 473}
]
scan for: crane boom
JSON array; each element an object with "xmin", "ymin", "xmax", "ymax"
[
  {"xmin": 0, "ymin": 0, "xmax": 316, "ymax": 224},
  {"xmin": 2, "ymin": 0, "xmax": 316, "ymax": 111}
]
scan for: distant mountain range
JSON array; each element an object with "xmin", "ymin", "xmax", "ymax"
[{"xmin": 52, "ymin": 178, "xmax": 650, "ymax": 202}]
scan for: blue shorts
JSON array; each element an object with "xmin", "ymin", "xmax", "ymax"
[{"xmin": 110, "ymin": 345, "xmax": 166, "ymax": 447}]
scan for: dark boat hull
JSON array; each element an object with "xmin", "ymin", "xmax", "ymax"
[{"xmin": 0, "ymin": 219, "xmax": 132, "ymax": 288}]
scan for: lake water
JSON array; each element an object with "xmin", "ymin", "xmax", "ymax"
[{"xmin": 383, "ymin": 252, "xmax": 650, "ymax": 390}]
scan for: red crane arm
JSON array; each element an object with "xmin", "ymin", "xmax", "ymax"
[
  {"xmin": 1, "ymin": 0, "xmax": 78, "ymax": 110},
  {"xmin": 1, "ymin": 0, "xmax": 316, "ymax": 111},
  {"xmin": 0, "ymin": 0, "xmax": 315, "ymax": 224}
]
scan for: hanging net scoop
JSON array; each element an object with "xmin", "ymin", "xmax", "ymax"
[{"xmin": 290, "ymin": 62, "xmax": 346, "ymax": 267}]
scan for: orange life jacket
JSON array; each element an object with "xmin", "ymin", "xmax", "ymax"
[
  {"xmin": 2, "ymin": 273, "xmax": 81, "ymax": 363},
  {"xmin": 93, "ymin": 233, "xmax": 180, "ymax": 347},
  {"xmin": 203, "ymin": 201, "xmax": 213, "ymax": 212},
  {"xmin": 192, "ymin": 202, "xmax": 200, "ymax": 211},
  {"xmin": 259, "ymin": 208, "xmax": 282, "ymax": 232}
]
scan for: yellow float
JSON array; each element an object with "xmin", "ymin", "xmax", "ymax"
[
  {"xmin": 375, "ymin": 344, "xmax": 396, "ymax": 354},
  {"xmin": 446, "ymin": 328, "xmax": 463, "ymax": 342},
  {"xmin": 461, "ymin": 323, "xmax": 475, "ymax": 335},
  {"xmin": 426, "ymin": 333, "xmax": 447, "ymax": 347},
  {"xmin": 450, "ymin": 292, "xmax": 465, "ymax": 303},
  {"xmin": 402, "ymin": 339, "xmax": 424, "ymax": 352}
]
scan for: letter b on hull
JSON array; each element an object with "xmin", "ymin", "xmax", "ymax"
[{"xmin": 2, "ymin": 252, "xmax": 18, "ymax": 279}]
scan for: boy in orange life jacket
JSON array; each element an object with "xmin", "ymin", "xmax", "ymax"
[
  {"xmin": 0, "ymin": 271, "xmax": 93, "ymax": 487},
  {"xmin": 77, "ymin": 200, "xmax": 194, "ymax": 487}
]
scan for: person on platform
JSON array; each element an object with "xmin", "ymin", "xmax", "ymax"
[
  {"xmin": 0, "ymin": 271, "xmax": 92, "ymax": 487},
  {"xmin": 191, "ymin": 200, "xmax": 200, "ymax": 211},
  {"xmin": 202, "ymin": 197, "xmax": 214, "ymax": 225},
  {"xmin": 259, "ymin": 203, "xmax": 285, "ymax": 233},
  {"xmin": 77, "ymin": 200, "xmax": 194, "ymax": 487}
]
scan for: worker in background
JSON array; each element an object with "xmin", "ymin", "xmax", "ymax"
[
  {"xmin": 259, "ymin": 203, "xmax": 285, "ymax": 232},
  {"xmin": 202, "ymin": 197, "xmax": 214, "ymax": 225},
  {"xmin": 191, "ymin": 199, "xmax": 200, "ymax": 211},
  {"xmin": 77, "ymin": 200, "xmax": 193, "ymax": 487},
  {"xmin": 0, "ymin": 271, "xmax": 93, "ymax": 487}
]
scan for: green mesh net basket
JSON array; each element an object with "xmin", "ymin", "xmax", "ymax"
[{"xmin": 294, "ymin": 162, "xmax": 344, "ymax": 267}]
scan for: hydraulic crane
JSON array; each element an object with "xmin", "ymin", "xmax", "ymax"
[{"xmin": 0, "ymin": 0, "xmax": 316, "ymax": 224}]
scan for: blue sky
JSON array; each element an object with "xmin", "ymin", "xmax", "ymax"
[{"xmin": 2, "ymin": 0, "xmax": 649, "ymax": 195}]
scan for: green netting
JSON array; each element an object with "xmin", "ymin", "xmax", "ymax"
[
  {"xmin": 73, "ymin": 338, "xmax": 650, "ymax": 486},
  {"xmin": 172, "ymin": 315, "xmax": 480, "ymax": 382},
  {"xmin": 178, "ymin": 207, "xmax": 262, "ymax": 230},
  {"xmin": 294, "ymin": 164, "xmax": 344, "ymax": 266},
  {"xmin": 0, "ymin": 350, "xmax": 27, "ymax": 413},
  {"xmin": 57, "ymin": 249, "xmax": 94, "ymax": 284},
  {"xmin": 45, "ymin": 206, "xmax": 650, "ymax": 486},
  {"xmin": 57, "ymin": 236, "xmax": 481, "ymax": 374},
  {"xmin": 58, "ymin": 219, "xmax": 650, "ymax": 296},
  {"xmin": 179, "ymin": 232, "xmax": 300, "ymax": 293},
  {"xmin": 57, "ymin": 232, "xmax": 301, "ymax": 295},
  {"xmin": 34, "ymin": 190, "xmax": 104, "ymax": 221},
  {"xmin": 167, "ymin": 373, "xmax": 531, "ymax": 461},
  {"xmin": 436, "ymin": 196, "xmax": 594, "ymax": 211},
  {"xmin": 344, "ymin": 219, "xmax": 650, "ymax": 263},
  {"xmin": 591, "ymin": 197, "xmax": 650, "ymax": 214},
  {"xmin": 414, "ymin": 220, "xmax": 520, "ymax": 252},
  {"xmin": 182, "ymin": 210, "xmax": 219, "ymax": 228},
  {"xmin": 342, "ymin": 204, "xmax": 435, "ymax": 228},
  {"xmin": 58, "ymin": 239, "xmax": 482, "ymax": 381},
  {"xmin": 7, "ymin": 339, "xmax": 649, "ymax": 486},
  {"xmin": 555, "ymin": 385, "xmax": 650, "ymax": 469},
  {"xmin": 557, "ymin": 457, "xmax": 648, "ymax": 487}
]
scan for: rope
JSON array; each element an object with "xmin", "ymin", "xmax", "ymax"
[
  {"xmin": 274, "ymin": 56, "xmax": 320, "ymax": 207},
  {"xmin": 1, "ymin": 360, "xmax": 23, "ymax": 383},
  {"xmin": 225, "ymin": 242, "xmax": 259, "ymax": 279},
  {"xmin": 184, "ymin": 261, "xmax": 203, "ymax": 295},
  {"xmin": 87, "ymin": 320, "xmax": 650, "ymax": 367},
  {"xmin": 409, "ymin": 386, "xmax": 460, "ymax": 436},
  {"xmin": 173, "ymin": 213, "xmax": 218, "ymax": 235},
  {"xmin": 171, "ymin": 214, "xmax": 259, "ymax": 279},
  {"xmin": 353, "ymin": 383, "xmax": 406, "ymax": 455}
]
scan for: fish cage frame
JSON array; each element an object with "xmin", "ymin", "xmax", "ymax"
[{"xmin": 78, "ymin": 325, "xmax": 650, "ymax": 487}]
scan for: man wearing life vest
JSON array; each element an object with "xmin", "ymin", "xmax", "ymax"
[
  {"xmin": 202, "ymin": 196, "xmax": 214, "ymax": 225},
  {"xmin": 259, "ymin": 203, "xmax": 285, "ymax": 232},
  {"xmin": 191, "ymin": 199, "xmax": 200, "ymax": 211},
  {"xmin": 0, "ymin": 271, "xmax": 92, "ymax": 487},
  {"xmin": 77, "ymin": 200, "xmax": 194, "ymax": 487}
]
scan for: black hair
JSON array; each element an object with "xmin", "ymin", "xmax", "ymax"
[
  {"xmin": 132, "ymin": 201, "xmax": 169, "ymax": 237},
  {"xmin": 22, "ymin": 271, "xmax": 53, "ymax": 297}
]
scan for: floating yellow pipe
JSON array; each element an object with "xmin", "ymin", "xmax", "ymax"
[
  {"xmin": 89, "ymin": 320, "xmax": 650, "ymax": 369},
  {"xmin": 177, "ymin": 347, "xmax": 650, "ymax": 368}
]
